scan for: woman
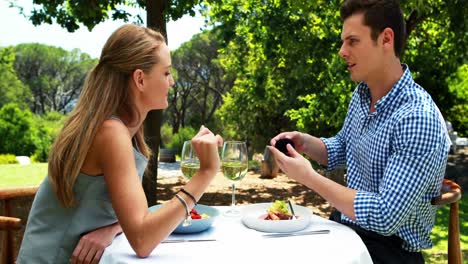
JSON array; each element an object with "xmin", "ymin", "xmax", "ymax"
[{"xmin": 17, "ymin": 24, "xmax": 222, "ymax": 263}]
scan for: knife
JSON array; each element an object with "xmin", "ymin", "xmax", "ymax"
[
  {"xmin": 162, "ymin": 239, "xmax": 217, "ymax": 243},
  {"xmin": 262, "ymin": 229, "xmax": 330, "ymax": 238}
]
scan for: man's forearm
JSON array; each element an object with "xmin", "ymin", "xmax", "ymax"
[
  {"xmin": 303, "ymin": 134, "xmax": 328, "ymax": 166},
  {"xmin": 306, "ymin": 170, "xmax": 356, "ymax": 220}
]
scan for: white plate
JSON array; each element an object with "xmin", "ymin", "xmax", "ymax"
[{"xmin": 241, "ymin": 203, "xmax": 311, "ymax": 233}]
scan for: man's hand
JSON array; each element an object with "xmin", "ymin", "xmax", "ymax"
[
  {"xmin": 270, "ymin": 131, "xmax": 328, "ymax": 166},
  {"xmin": 267, "ymin": 144, "xmax": 315, "ymax": 184},
  {"xmin": 270, "ymin": 131, "xmax": 307, "ymax": 154},
  {"xmin": 70, "ymin": 223, "xmax": 121, "ymax": 264}
]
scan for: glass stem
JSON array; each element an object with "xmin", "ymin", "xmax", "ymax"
[{"xmin": 231, "ymin": 182, "xmax": 236, "ymax": 208}]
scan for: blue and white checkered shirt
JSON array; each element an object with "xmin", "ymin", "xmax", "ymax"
[{"xmin": 321, "ymin": 65, "xmax": 450, "ymax": 252}]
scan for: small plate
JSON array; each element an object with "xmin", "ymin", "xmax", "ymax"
[
  {"xmin": 241, "ymin": 203, "xmax": 311, "ymax": 233},
  {"xmin": 149, "ymin": 204, "xmax": 219, "ymax": 234}
]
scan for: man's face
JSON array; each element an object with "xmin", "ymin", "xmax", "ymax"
[{"xmin": 339, "ymin": 13, "xmax": 384, "ymax": 83}]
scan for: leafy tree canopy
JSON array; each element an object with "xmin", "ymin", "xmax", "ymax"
[
  {"xmin": 9, "ymin": 0, "xmax": 203, "ymax": 32},
  {"xmin": 167, "ymin": 30, "xmax": 234, "ymax": 134},
  {"xmin": 204, "ymin": 0, "xmax": 467, "ymax": 152},
  {"xmin": 13, "ymin": 43, "xmax": 97, "ymax": 114},
  {"xmin": 0, "ymin": 47, "xmax": 30, "ymax": 109}
]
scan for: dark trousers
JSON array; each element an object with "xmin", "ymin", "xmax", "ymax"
[{"xmin": 329, "ymin": 210, "xmax": 424, "ymax": 264}]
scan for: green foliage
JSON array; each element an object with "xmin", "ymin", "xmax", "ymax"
[
  {"xmin": 404, "ymin": 13, "xmax": 467, "ymax": 127},
  {"xmin": 0, "ymin": 104, "xmax": 65, "ymax": 160},
  {"xmin": 446, "ymin": 64, "xmax": 468, "ymax": 136},
  {"xmin": 286, "ymin": 55, "xmax": 353, "ymax": 135},
  {"xmin": 0, "ymin": 103, "xmax": 37, "ymax": 156},
  {"xmin": 13, "ymin": 43, "xmax": 97, "ymax": 114},
  {"xmin": 205, "ymin": 0, "xmax": 467, "ymax": 154},
  {"xmin": 167, "ymin": 30, "xmax": 234, "ymax": 134},
  {"xmin": 161, "ymin": 123, "xmax": 174, "ymax": 147},
  {"xmin": 248, "ymin": 159, "xmax": 261, "ymax": 172},
  {"xmin": 167, "ymin": 126, "xmax": 197, "ymax": 155},
  {"xmin": 12, "ymin": 0, "xmax": 212, "ymax": 32},
  {"xmin": 206, "ymin": 0, "xmax": 350, "ymax": 153},
  {"xmin": 0, "ymin": 47, "xmax": 30, "ymax": 109},
  {"xmin": 31, "ymin": 111, "xmax": 67, "ymax": 162},
  {"xmin": 0, "ymin": 154, "xmax": 19, "ymax": 165}
]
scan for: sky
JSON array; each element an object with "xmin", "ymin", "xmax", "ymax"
[{"xmin": 0, "ymin": 0, "xmax": 206, "ymax": 58}]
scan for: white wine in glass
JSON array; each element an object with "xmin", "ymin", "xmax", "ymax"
[
  {"xmin": 222, "ymin": 161, "xmax": 248, "ymax": 181},
  {"xmin": 180, "ymin": 140, "xmax": 199, "ymax": 179},
  {"xmin": 222, "ymin": 141, "xmax": 248, "ymax": 217}
]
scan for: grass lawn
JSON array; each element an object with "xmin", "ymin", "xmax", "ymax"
[
  {"xmin": 0, "ymin": 163, "xmax": 48, "ymax": 188},
  {"xmin": 0, "ymin": 163, "xmax": 466, "ymax": 263}
]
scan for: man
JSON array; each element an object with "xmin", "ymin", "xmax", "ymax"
[{"xmin": 268, "ymin": 0, "xmax": 450, "ymax": 263}]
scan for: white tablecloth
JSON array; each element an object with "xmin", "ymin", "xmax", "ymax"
[{"xmin": 100, "ymin": 206, "xmax": 373, "ymax": 264}]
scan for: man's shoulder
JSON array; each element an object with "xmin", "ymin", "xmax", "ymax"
[
  {"xmin": 408, "ymin": 88, "xmax": 438, "ymax": 114},
  {"xmin": 398, "ymin": 66, "xmax": 433, "ymax": 103}
]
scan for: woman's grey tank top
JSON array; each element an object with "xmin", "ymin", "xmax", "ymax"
[{"xmin": 17, "ymin": 118, "xmax": 148, "ymax": 263}]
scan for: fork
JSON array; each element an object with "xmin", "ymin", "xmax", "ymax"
[{"xmin": 288, "ymin": 200, "xmax": 297, "ymax": 220}]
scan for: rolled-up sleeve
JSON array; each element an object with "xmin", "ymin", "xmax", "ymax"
[{"xmin": 321, "ymin": 129, "xmax": 347, "ymax": 171}]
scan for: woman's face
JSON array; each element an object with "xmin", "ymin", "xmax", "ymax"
[{"xmin": 141, "ymin": 44, "xmax": 174, "ymax": 110}]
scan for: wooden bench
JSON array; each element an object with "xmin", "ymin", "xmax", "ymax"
[{"xmin": 0, "ymin": 186, "xmax": 38, "ymax": 264}]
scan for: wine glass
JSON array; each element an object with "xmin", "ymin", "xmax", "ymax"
[
  {"xmin": 180, "ymin": 140, "xmax": 199, "ymax": 180},
  {"xmin": 221, "ymin": 141, "xmax": 248, "ymax": 217}
]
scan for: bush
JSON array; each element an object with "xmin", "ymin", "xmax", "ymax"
[
  {"xmin": 0, "ymin": 105, "xmax": 66, "ymax": 162},
  {"xmin": 248, "ymin": 159, "xmax": 261, "ymax": 172},
  {"xmin": 167, "ymin": 126, "xmax": 197, "ymax": 155},
  {"xmin": 0, "ymin": 154, "xmax": 19, "ymax": 164},
  {"xmin": 0, "ymin": 103, "xmax": 37, "ymax": 155},
  {"xmin": 447, "ymin": 64, "xmax": 468, "ymax": 136},
  {"xmin": 31, "ymin": 111, "xmax": 66, "ymax": 162},
  {"xmin": 160, "ymin": 123, "xmax": 173, "ymax": 148}
]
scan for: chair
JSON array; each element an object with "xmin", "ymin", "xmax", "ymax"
[
  {"xmin": 0, "ymin": 186, "xmax": 38, "ymax": 264},
  {"xmin": 431, "ymin": 179, "xmax": 462, "ymax": 264}
]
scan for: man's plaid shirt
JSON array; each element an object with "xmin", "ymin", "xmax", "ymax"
[{"xmin": 322, "ymin": 65, "xmax": 450, "ymax": 252}]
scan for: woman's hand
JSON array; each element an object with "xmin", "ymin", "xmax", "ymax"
[
  {"xmin": 191, "ymin": 125, "xmax": 223, "ymax": 174},
  {"xmin": 267, "ymin": 144, "xmax": 316, "ymax": 185},
  {"xmin": 70, "ymin": 222, "xmax": 121, "ymax": 264}
]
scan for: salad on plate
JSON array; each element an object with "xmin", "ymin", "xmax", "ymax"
[{"xmin": 263, "ymin": 200, "xmax": 293, "ymax": 220}]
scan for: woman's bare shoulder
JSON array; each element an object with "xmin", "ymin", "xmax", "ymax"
[
  {"xmin": 82, "ymin": 119, "xmax": 133, "ymax": 175},
  {"xmin": 90, "ymin": 119, "xmax": 134, "ymax": 159},
  {"xmin": 96, "ymin": 119, "xmax": 131, "ymax": 142}
]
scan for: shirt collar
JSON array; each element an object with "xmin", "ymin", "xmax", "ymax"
[{"xmin": 357, "ymin": 64, "xmax": 413, "ymax": 114}]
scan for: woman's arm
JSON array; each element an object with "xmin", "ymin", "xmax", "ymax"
[
  {"xmin": 97, "ymin": 122, "xmax": 220, "ymax": 257},
  {"xmin": 70, "ymin": 222, "xmax": 122, "ymax": 264}
]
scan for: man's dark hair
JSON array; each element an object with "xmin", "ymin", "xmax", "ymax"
[{"xmin": 340, "ymin": 0, "xmax": 406, "ymax": 58}]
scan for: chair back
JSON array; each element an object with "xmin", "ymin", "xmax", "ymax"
[
  {"xmin": 431, "ymin": 179, "xmax": 462, "ymax": 264},
  {"xmin": 0, "ymin": 186, "xmax": 38, "ymax": 264}
]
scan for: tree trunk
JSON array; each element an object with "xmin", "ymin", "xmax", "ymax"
[
  {"xmin": 147, "ymin": 0, "xmax": 167, "ymax": 39},
  {"xmin": 142, "ymin": 0, "xmax": 167, "ymax": 206}
]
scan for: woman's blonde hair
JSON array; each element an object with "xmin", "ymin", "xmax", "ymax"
[{"xmin": 48, "ymin": 24, "xmax": 166, "ymax": 207}]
